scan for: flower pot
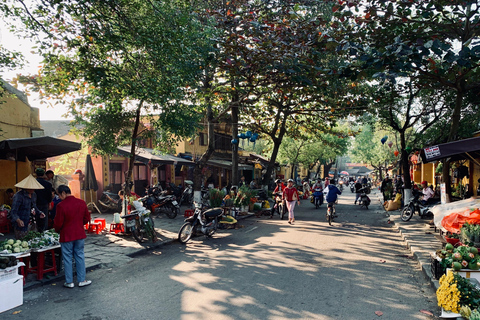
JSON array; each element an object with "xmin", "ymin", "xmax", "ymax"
[{"xmin": 445, "ymin": 237, "xmax": 460, "ymax": 245}]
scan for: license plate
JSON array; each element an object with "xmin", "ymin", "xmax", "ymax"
[
  {"xmin": 172, "ymin": 201, "xmax": 178, "ymax": 206},
  {"xmin": 125, "ymin": 220, "xmax": 135, "ymax": 227}
]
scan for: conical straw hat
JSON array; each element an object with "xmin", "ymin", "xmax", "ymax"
[{"xmin": 15, "ymin": 174, "xmax": 45, "ymax": 190}]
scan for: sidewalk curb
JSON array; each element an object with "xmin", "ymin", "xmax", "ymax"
[
  {"xmin": 374, "ymin": 192, "xmax": 440, "ymax": 291},
  {"xmin": 23, "ymin": 213, "xmax": 255, "ymax": 291}
]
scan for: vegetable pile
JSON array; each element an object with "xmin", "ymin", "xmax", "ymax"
[
  {"xmin": 0, "ymin": 256, "xmax": 17, "ymax": 269},
  {"xmin": 440, "ymin": 243, "xmax": 480, "ymax": 271},
  {"xmin": 0, "ymin": 239, "xmax": 29, "ymax": 254},
  {"xmin": 0, "ymin": 230, "xmax": 60, "ymax": 254}
]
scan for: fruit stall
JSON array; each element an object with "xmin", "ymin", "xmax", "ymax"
[{"xmin": 435, "ymin": 243, "xmax": 480, "ymax": 319}]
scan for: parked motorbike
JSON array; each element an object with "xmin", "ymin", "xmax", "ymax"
[
  {"xmin": 121, "ymin": 201, "xmax": 157, "ymax": 243},
  {"xmin": 357, "ymin": 187, "xmax": 371, "ymax": 209},
  {"xmin": 168, "ymin": 183, "xmax": 183, "ymax": 201},
  {"xmin": 349, "ymin": 181, "xmax": 355, "ymax": 193},
  {"xmin": 401, "ymin": 189, "xmax": 438, "ymax": 221},
  {"xmin": 179, "ymin": 181, "xmax": 194, "ymax": 206},
  {"xmin": 272, "ymin": 192, "xmax": 287, "ymax": 219},
  {"xmin": 178, "ymin": 202, "xmax": 224, "ymax": 243},
  {"xmin": 98, "ymin": 191, "xmax": 122, "ymax": 213},
  {"xmin": 312, "ymin": 187, "xmax": 324, "ymax": 209}
]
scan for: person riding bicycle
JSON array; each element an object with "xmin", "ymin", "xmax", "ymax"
[
  {"xmin": 270, "ymin": 179, "xmax": 285, "ymax": 218},
  {"xmin": 326, "ymin": 179, "xmax": 342, "ymax": 207},
  {"xmin": 354, "ymin": 179, "xmax": 363, "ymax": 205}
]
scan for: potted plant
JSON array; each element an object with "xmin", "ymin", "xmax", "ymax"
[
  {"xmin": 234, "ymin": 186, "xmax": 257, "ymax": 212},
  {"xmin": 209, "ymin": 188, "xmax": 225, "ymax": 208},
  {"xmin": 445, "ymin": 231, "xmax": 460, "ymax": 245}
]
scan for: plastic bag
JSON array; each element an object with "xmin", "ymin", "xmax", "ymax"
[{"xmin": 433, "ymin": 197, "xmax": 480, "ymax": 231}]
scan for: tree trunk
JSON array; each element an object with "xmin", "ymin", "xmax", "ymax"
[
  {"xmin": 323, "ymin": 162, "xmax": 334, "ymax": 180},
  {"xmin": 193, "ymin": 104, "xmax": 215, "ymax": 196},
  {"xmin": 263, "ymin": 137, "xmax": 282, "ymax": 187},
  {"xmin": 400, "ymin": 131, "xmax": 412, "ymax": 189},
  {"xmin": 231, "ymin": 94, "xmax": 239, "ymax": 186},
  {"xmin": 124, "ymin": 100, "xmax": 143, "ymax": 196}
]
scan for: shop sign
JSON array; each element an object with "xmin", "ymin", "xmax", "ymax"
[
  {"xmin": 440, "ymin": 183, "xmax": 446, "ymax": 204},
  {"xmin": 424, "ymin": 146, "xmax": 441, "ymax": 160}
]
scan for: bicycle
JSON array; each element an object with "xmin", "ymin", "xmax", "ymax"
[{"xmin": 326, "ymin": 202, "xmax": 336, "ymax": 225}]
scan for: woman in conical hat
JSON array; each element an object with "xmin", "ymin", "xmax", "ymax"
[{"xmin": 10, "ymin": 174, "xmax": 46, "ymax": 239}]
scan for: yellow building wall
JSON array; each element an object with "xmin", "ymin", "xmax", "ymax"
[
  {"xmin": 413, "ymin": 166, "xmax": 422, "ymax": 185},
  {"xmin": 0, "ymin": 160, "xmax": 32, "ymax": 205},
  {"xmin": 421, "ymin": 163, "xmax": 435, "ymax": 185},
  {"xmin": 0, "ymin": 95, "xmax": 41, "ymax": 140},
  {"xmin": 473, "ymin": 161, "xmax": 480, "ymax": 196}
]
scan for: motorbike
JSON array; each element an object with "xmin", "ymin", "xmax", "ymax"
[
  {"xmin": 349, "ymin": 181, "xmax": 355, "ymax": 193},
  {"xmin": 312, "ymin": 187, "xmax": 324, "ymax": 209},
  {"xmin": 178, "ymin": 202, "xmax": 224, "ymax": 243},
  {"xmin": 168, "ymin": 183, "xmax": 183, "ymax": 201},
  {"xmin": 338, "ymin": 180, "xmax": 344, "ymax": 192},
  {"xmin": 120, "ymin": 201, "xmax": 157, "ymax": 243},
  {"xmin": 357, "ymin": 187, "xmax": 371, "ymax": 209},
  {"xmin": 140, "ymin": 184, "xmax": 179, "ymax": 218},
  {"xmin": 401, "ymin": 189, "xmax": 438, "ymax": 222},
  {"xmin": 98, "ymin": 191, "xmax": 122, "ymax": 213},
  {"xmin": 179, "ymin": 180, "xmax": 194, "ymax": 206},
  {"xmin": 272, "ymin": 192, "xmax": 287, "ymax": 219}
]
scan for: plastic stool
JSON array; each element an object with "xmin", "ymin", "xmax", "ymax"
[
  {"xmin": 109, "ymin": 223, "xmax": 125, "ymax": 234},
  {"xmin": 93, "ymin": 218, "xmax": 106, "ymax": 230},
  {"xmin": 184, "ymin": 209, "xmax": 194, "ymax": 218},
  {"xmin": 88, "ymin": 222, "xmax": 102, "ymax": 234},
  {"xmin": 26, "ymin": 248, "xmax": 58, "ymax": 280}
]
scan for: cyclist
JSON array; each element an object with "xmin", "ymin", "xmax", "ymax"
[
  {"xmin": 326, "ymin": 179, "xmax": 342, "ymax": 220},
  {"xmin": 270, "ymin": 179, "xmax": 285, "ymax": 218}
]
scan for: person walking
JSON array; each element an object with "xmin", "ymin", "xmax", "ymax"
[
  {"xmin": 54, "ymin": 185, "xmax": 92, "ymax": 288},
  {"xmin": 10, "ymin": 175, "xmax": 46, "ymax": 240},
  {"xmin": 283, "ymin": 179, "xmax": 300, "ymax": 224},
  {"xmin": 34, "ymin": 168, "xmax": 53, "ymax": 232}
]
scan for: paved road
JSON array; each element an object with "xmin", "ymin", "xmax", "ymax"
[{"xmin": 3, "ymin": 190, "xmax": 440, "ymax": 319}]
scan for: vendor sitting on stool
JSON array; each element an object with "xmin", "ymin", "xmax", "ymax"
[{"xmin": 420, "ymin": 181, "xmax": 434, "ymax": 205}]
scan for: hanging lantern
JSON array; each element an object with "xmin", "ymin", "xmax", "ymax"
[
  {"xmin": 405, "ymin": 146, "xmax": 412, "ymax": 153},
  {"xmin": 388, "ymin": 141, "xmax": 393, "ymax": 148},
  {"xmin": 240, "ymin": 133, "xmax": 246, "ymax": 139},
  {"xmin": 245, "ymin": 131, "xmax": 252, "ymax": 138},
  {"xmin": 231, "ymin": 139, "xmax": 238, "ymax": 145},
  {"xmin": 380, "ymin": 137, "xmax": 387, "ymax": 145},
  {"xmin": 237, "ymin": 133, "xmax": 242, "ymax": 139},
  {"xmin": 394, "ymin": 150, "xmax": 399, "ymax": 157}
]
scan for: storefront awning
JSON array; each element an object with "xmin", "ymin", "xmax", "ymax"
[
  {"xmin": 207, "ymin": 159, "xmax": 253, "ymax": 171},
  {"xmin": 117, "ymin": 146, "xmax": 174, "ymax": 165},
  {"xmin": 0, "ymin": 136, "xmax": 81, "ymax": 161},
  {"xmin": 421, "ymin": 136, "xmax": 480, "ymax": 163},
  {"xmin": 143, "ymin": 149, "xmax": 194, "ymax": 166}
]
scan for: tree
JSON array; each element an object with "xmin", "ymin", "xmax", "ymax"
[
  {"xmin": 214, "ymin": 0, "xmax": 367, "ymax": 187},
  {"xmin": 7, "ymin": 0, "xmax": 214, "ymax": 193},
  {"xmin": 371, "ymin": 80, "xmax": 450, "ymax": 189},
  {"xmin": 337, "ymin": 0, "xmax": 480, "ymax": 200},
  {"xmin": 350, "ymin": 123, "xmax": 397, "ymax": 180}
]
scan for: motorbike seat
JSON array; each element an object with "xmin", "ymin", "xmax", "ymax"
[
  {"xmin": 120, "ymin": 212, "xmax": 138, "ymax": 219},
  {"xmin": 204, "ymin": 208, "xmax": 224, "ymax": 218}
]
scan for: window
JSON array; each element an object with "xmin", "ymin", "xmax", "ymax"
[{"xmin": 199, "ymin": 133, "xmax": 207, "ymax": 146}]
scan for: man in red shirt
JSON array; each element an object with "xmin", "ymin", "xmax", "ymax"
[{"xmin": 54, "ymin": 185, "xmax": 91, "ymax": 288}]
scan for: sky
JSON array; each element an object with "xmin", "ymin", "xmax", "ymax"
[{"xmin": 0, "ymin": 21, "xmax": 70, "ymax": 121}]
